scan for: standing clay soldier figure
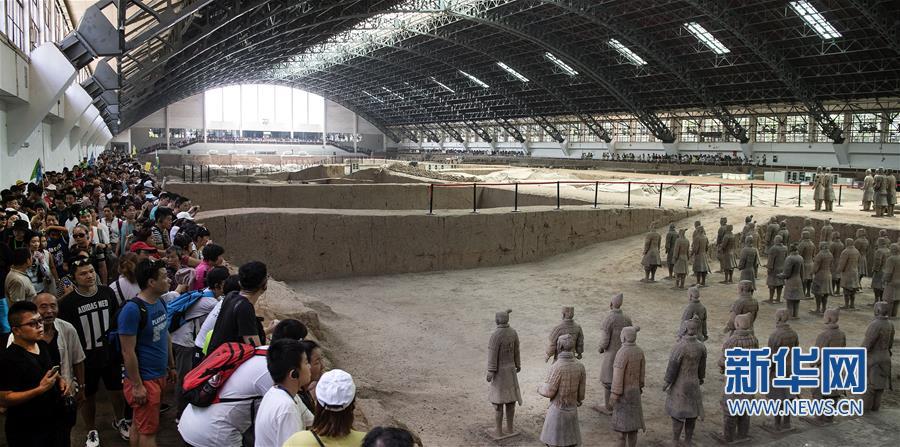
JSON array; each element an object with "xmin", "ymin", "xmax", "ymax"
[
  {"xmin": 882, "ymin": 244, "xmax": 900, "ymax": 317},
  {"xmin": 872, "ymin": 167, "xmax": 888, "ymax": 217},
  {"xmin": 798, "ymin": 231, "xmax": 817, "ymax": 297},
  {"xmin": 876, "ymin": 229, "xmax": 890, "ymax": 248},
  {"xmin": 779, "ymin": 243, "xmax": 805, "ymax": 319},
  {"xmin": 665, "ymin": 223, "xmax": 678, "ymax": 279},
  {"xmin": 813, "ymin": 167, "xmax": 826, "ymax": 211},
  {"xmin": 886, "ymin": 168, "xmax": 897, "ymax": 217},
  {"xmin": 718, "ymin": 313, "xmax": 758, "ymax": 443},
  {"xmin": 778, "ymin": 221, "xmax": 790, "ymax": 245},
  {"xmin": 718, "ymin": 224, "xmax": 737, "ymax": 284},
  {"xmin": 801, "ymin": 219, "xmax": 816, "ymax": 242},
  {"xmin": 855, "ymin": 228, "xmax": 870, "ymax": 287},
  {"xmin": 766, "ymin": 235, "xmax": 788, "ymax": 304},
  {"xmin": 672, "ymin": 229, "xmax": 691, "ymax": 289},
  {"xmin": 812, "ymin": 309, "xmax": 846, "ymax": 424},
  {"xmin": 640, "ymin": 223, "xmax": 662, "ymax": 283},
  {"xmin": 823, "ymin": 167, "xmax": 835, "ymax": 212},
  {"xmin": 737, "ymin": 236, "xmax": 760, "ymax": 291},
  {"xmin": 871, "ymin": 238, "xmax": 891, "ymax": 304},
  {"xmin": 679, "ymin": 286, "xmax": 708, "ymax": 342},
  {"xmin": 546, "ymin": 307, "xmax": 584, "ymax": 362},
  {"xmin": 487, "ymin": 309, "xmax": 522, "ymax": 437},
  {"xmin": 765, "ymin": 217, "xmax": 780, "ymax": 255},
  {"xmin": 598, "ymin": 293, "xmax": 632, "ymax": 413},
  {"xmin": 716, "ymin": 217, "xmax": 728, "ymax": 272},
  {"xmin": 664, "ymin": 317, "xmax": 706, "ymax": 446},
  {"xmin": 837, "ymin": 238, "xmax": 861, "ymax": 310},
  {"xmin": 538, "ymin": 334, "xmax": 586, "ymax": 447},
  {"xmin": 819, "ymin": 218, "xmax": 833, "ymax": 246},
  {"xmin": 766, "ymin": 309, "xmax": 800, "ymax": 432},
  {"xmin": 811, "ymin": 241, "xmax": 834, "ymax": 314},
  {"xmin": 863, "ymin": 302, "xmax": 894, "ymax": 412},
  {"xmin": 829, "ymin": 232, "xmax": 845, "ymax": 295},
  {"xmin": 691, "ymin": 226, "xmax": 711, "ymax": 287},
  {"xmin": 740, "ymin": 215, "xmax": 754, "ymax": 245},
  {"xmin": 725, "ymin": 280, "xmax": 759, "ymax": 335},
  {"xmin": 609, "ymin": 326, "xmax": 645, "ymax": 447},
  {"xmin": 861, "ymin": 169, "xmax": 875, "ymax": 211}
]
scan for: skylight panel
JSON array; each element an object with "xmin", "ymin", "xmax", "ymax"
[
  {"xmin": 430, "ymin": 77, "xmax": 455, "ymax": 93},
  {"xmin": 459, "ymin": 70, "xmax": 489, "ymax": 88},
  {"xmin": 496, "ymin": 62, "xmax": 529, "ymax": 82},
  {"xmin": 544, "ymin": 52, "xmax": 578, "ymax": 76},
  {"xmin": 789, "ymin": 0, "xmax": 841, "ymax": 40},
  {"xmin": 607, "ymin": 39, "xmax": 647, "ymax": 66},
  {"xmin": 683, "ymin": 22, "xmax": 730, "ymax": 54}
]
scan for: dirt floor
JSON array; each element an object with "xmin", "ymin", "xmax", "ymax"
[{"xmin": 286, "ymin": 203, "xmax": 898, "ymax": 447}]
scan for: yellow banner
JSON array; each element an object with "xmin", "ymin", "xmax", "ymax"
[{"xmin": 144, "ymin": 161, "xmax": 152, "ymax": 172}]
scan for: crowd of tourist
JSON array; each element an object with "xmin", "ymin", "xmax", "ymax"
[{"xmin": 1, "ymin": 149, "xmax": 415, "ymax": 447}]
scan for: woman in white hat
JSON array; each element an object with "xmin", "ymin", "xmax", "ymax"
[{"xmin": 283, "ymin": 369, "xmax": 367, "ymax": 446}]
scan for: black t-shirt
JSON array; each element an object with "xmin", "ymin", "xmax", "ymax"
[
  {"xmin": 58, "ymin": 286, "xmax": 120, "ymax": 369},
  {"xmin": 48, "ymin": 332, "xmax": 61, "ymax": 366},
  {"xmin": 207, "ymin": 291, "xmax": 265, "ymax": 353},
  {"xmin": 0, "ymin": 341, "xmax": 63, "ymax": 441}
]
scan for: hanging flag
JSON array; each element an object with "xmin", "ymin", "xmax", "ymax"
[
  {"xmin": 131, "ymin": 145, "xmax": 137, "ymax": 156},
  {"xmin": 29, "ymin": 159, "xmax": 43, "ymax": 182},
  {"xmin": 88, "ymin": 151, "xmax": 96, "ymax": 167}
]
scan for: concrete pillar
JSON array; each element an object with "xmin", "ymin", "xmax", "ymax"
[
  {"xmin": 353, "ymin": 112, "xmax": 358, "ymax": 153},
  {"xmin": 8, "ymin": 43, "xmax": 76, "ymax": 153},
  {"xmin": 52, "ymin": 84, "xmax": 93, "ymax": 151},
  {"xmin": 202, "ymin": 91, "xmax": 207, "ymax": 142},
  {"xmin": 289, "ymin": 88, "xmax": 294, "ymax": 139},
  {"xmin": 165, "ymin": 105, "xmax": 170, "ymax": 150},
  {"xmin": 322, "ymin": 99, "xmax": 328, "ymax": 148},
  {"xmin": 238, "ymin": 84, "xmax": 243, "ymax": 138}
]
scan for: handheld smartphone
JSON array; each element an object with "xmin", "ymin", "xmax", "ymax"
[{"xmin": 50, "ymin": 365, "xmax": 61, "ymax": 374}]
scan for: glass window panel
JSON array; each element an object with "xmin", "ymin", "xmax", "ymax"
[
  {"xmin": 274, "ymin": 86, "xmax": 293, "ymax": 125},
  {"xmin": 222, "ymin": 85, "xmax": 241, "ymax": 122},
  {"xmin": 308, "ymin": 93, "xmax": 324, "ymax": 126},
  {"xmin": 293, "ymin": 89, "xmax": 308, "ymax": 127},
  {"xmin": 204, "ymin": 88, "xmax": 223, "ymax": 123},
  {"xmin": 850, "ymin": 113, "xmax": 879, "ymax": 143},
  {"xmin": 258, "ymin": 84, "xmax": 275, "ymax": 124},
  {"xmin": 756, "ymin": 116, "xmax": 779, "ymax": 142},
  {"xmin": 241, "ymin": 84, "xmax": 258, "ymax": 125}
]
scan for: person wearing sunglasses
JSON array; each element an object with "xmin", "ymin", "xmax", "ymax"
[
  {"xmin": 0, "ymin": 300, "xmax": 68, "ymax": 446},
  {"xmin": 70, "ymin": 224, "xmax": 108, "ymax": 286}
]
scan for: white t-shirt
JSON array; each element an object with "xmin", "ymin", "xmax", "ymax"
[
  {"xmin": 170, "ymin": 295, "xmax": 218, "ymax": 348},
  {"xmin": 194, "ymin": 300, "xmax": 223, "ymax": 349},
  {"xmin": 254, "ymin": 386, "xmax": 314, "ymax": 447},
  {"xmin": 111, "ymin": 276, "xmax": 142, "ymax": 305}
]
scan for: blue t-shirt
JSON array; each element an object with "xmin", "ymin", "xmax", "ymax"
[{"xmin": 118, "ymin": 298, "xmax": 169, "ymax": 380}]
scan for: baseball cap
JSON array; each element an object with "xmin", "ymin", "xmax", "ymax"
[
  {"xmin": 176, "ymin": 211, "xmax": 194, "ymax": 221},
  {"xmin": 129, "ymin": 241, "xmax": 160, "ymax": 257},
  {"xmin": 315, "ymin": 369, "xmax": 356, "ymax": 411}
]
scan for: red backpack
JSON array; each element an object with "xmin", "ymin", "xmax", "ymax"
[{"xmin": 182, "ymin": 342, "xmax": 266, "ymax": 407}]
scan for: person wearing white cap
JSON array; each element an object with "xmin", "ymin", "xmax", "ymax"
[{"xmin": 283, "ymin": 369, "xmax": 367, "ymax": 447}]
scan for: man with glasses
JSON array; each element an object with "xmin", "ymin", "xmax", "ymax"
[
  {"xmin": 58, "ymin": 256, "xmax": 128, "ymax": 446},
  {"xmin": 0, "ymin": 300, "xmax": 68, "ymax": 446}
]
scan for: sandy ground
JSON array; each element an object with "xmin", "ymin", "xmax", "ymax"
[{"xmin": 287, "ymin": 203, "xmax": 898, "ymax": 447}]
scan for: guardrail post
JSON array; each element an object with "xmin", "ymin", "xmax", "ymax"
[
  {"xmin": 797, "ymin": 183, "xmax": 802, "ymax": 207},
  {"xmin": 207, "ymin": 165, "xmax": 211, "ymax": 183},
  {"xmin": 556, "ymin": 181, "xmax": 561, "ymax": 210},
  {"xmin": 717, "ymin": 184, "xmax": 722, "ymax": 208},
  {"xmin": 472, "ymin": 183, "xmax": 478, "ymax": 214},
  {"xmin": 627, "ymin": 182, "xmax": 631, "ymax": 208},
  {"xmin": 658, "ymin": 183, "xmax": 663, "ymax": 208},
  {"xmin": 428, "ymin": 184, "xmax": 434, "ymax": 215},
  {"xmin": 191, "ymin": 165, "xmax": 194, "ymax": 182},
  {"xmin": 837, "ymin": 184, "xmax": 843, "ymax": 206},
  {"xmin": 749, "ymin": 183, "xmax": 754, "ymax": 207},
  {"xmin": 182, "ymin": 165, "xmax": 186, "ymax": 182},
  {"xmin": 594, "ymin": 181, "xmax": 599, "ymax": 208},
  {"xmin": 773, "ymin": 184, "xmax": 779, "ymax": 207},
  {"xmin": 513, "ymin": 183, "xmax": 519, "ymax": 212},
  {"xmin": 686, "ymin": 184, "xmax": 692, "ymax": 209}
]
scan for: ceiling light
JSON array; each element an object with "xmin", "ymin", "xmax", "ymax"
[
  {"xmin": 459, "ymin": 70, "xmax": 489, "ymax": 88},
  {"xmin": 544, "ymin": 52, "xmax": 578, "ymax": 76},
  {"xmin": 430, "ymin": 77, "xmax": 455, "ymax": 93},
  {"xmin": 683, "ymin": 22, "xmax": 731, "ymax": 55},
  {"xmin": 362, "ymin": 90, "xmax": 383, "ymax": 103},
  {"xmin": 789, "ymin": 0, "xmax": 842, "ymax": 40},
  {"xmin": 496, "ymin": 62, "xmax": 529, "ymax": 82},
  {"xmin": 608, "ymin": 39, "xmax": 648, "ymax": 66}
]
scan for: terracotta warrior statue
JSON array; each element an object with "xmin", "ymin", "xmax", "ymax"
[
  {"xmin": 718, "ymin": 224, "xmax": 737, "ymax": 284},
  {"xmin": 798, "ymin": 230, "xmax": 817, "ymax": 297},
  {"xmin": 719, "ymin": 313, "xmax": 758, "ymax": 443},
  {"xmin": 765, "ymin": 217, "xmax": 780, "ymax": 255},
  {"xmin": 679, "ymin": 286, "xmax": 708, "ymax": 342},
  {"xmin": 861, "ymin": 169, "xmax": 875, "ymax": 211},
  {"xmin": 737, "ymin": 236, "xmax": 760, "ymax": 291},
  {"xmin": 823, "ymin": 167, "xmax": 835, "ymax": 212},
  {"xmin": 871, "ymin": 238, "xmax": 891, "ymax": 304},
  {"xmin": 665, "ymin": 223, "xmax": 678, "ymax": 279},
  {"xmin": 779, "ymin": 243, "xmax": 805, "ymax": 319},
  {"xmin": 609, "ymin": 326, "xmax": 645, "ymax": 447},
  {"xmin": 778, "ymin": 220, "xmax": 790, "ymax": 245},
  {"xmin": 598, "ymin": 293, "xmax": 632, "ymax": 413},
  {"xmin": 813, "ymin": 166, "xmax": 826, "ymax": 211},
  {"xmin": 538, "ymin": 334, "xmax": 586, "ymax": 447},
  {"xmin": 801, "ymin": 218, "xmax": 816, "ymax": 242},
  {"xmin": 819, "ymin": 218, "xmax": 833, "ymax": 246},
  {"xmin": 487, "ymin": 309, "xmax": 522, "ymax": 437},
  {"xmin": 863, "ymin": 302, "xmax": 894, "ymax": 412},
  {"xmin": 837, "ymin": 237, "xmax": 861, "ymax": 310},
  {"xmin": 811, "ymin": 241, "xmax": 834, "ymax": 314},
  {"xmin": 546, "ymin": 306, "xmax": 584, "ymax": 362},
  {"xmin": 672, "ymin": 229, "xmax": 690, "ymax": 289},
  {"xmin": 872, "ymin": 167, "xmax": 888, "ymax": 217},
  {"xmin": 766, "ymin": 309, "xmax": 800, "ymax": 432},
  {"xmin": 886, "ymin": 168, "xmax": 897, "ymax": 217},
  {"xmin": 854, "ymin": 228, "xmax": 870, "ymax": 285},
  {"xmin": 691, "ymin": 226, "xmax": 711, "ymax": 287},
  {"xmin": 876, "ymin": 229, "xmax": 890, "ymax": 248},
  {"xmin": 882, "ymin": 243, "xmax": 900, "ymax": 317},
  {"xmin": 725, "ymin": 280, "xmax": 759, "ymax": 335},
  {"xmin": 664, "ymin": 316, "xmax": 706, "ymax": 445},
  {"xmin": 766, "ymin": 235, "xmax": 787, "ymax": 304},
  {"xmin": 715, "ymin": 217, "xmax": 728, "ymax": 272},
  {"xmin": 740, "ymin": 215, "xmax": 754, "ymax": 245},
  {"xmin": 829, "ymin": 232, "xmax": 844, "ymax": 295},
  {"xmin": 641, "ymin": 222, "xmax": 662, "ymax": 282},
  {"xmin": 812, "ymin": 309, "xmax": 846, "ymax": 424}
]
